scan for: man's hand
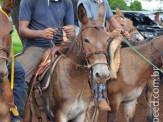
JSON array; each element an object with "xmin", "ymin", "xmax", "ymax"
[
  {"xmin": 106, "ymin": 29, "xmax": 131, "ymax": 40},
  {"xmin": 106, "ymin": 29, "xmax": 122, "ymax": 39},
  {"xmin": 40, "ymin": 28, "xmax": 58, "ymax": 40},
  {"xmin": 122, "ymin": 31, "xmax": 130, "ymax": 40},
  {"xmin": 63, "ymin": 25, "xmax": 75, "ymax": 39}
]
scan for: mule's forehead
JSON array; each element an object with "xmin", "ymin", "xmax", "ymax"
[{"xmin": 83, "ymin": 27, "xmax": 108, "ymax": 39}]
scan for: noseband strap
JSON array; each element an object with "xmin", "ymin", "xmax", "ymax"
[
  {"xmin": 0, "ymin": 47, "xmax": 10, "ymax": 62},
  {"xmin": 86, "ymin": 51, "xmax": 108, "ymax": 58}
]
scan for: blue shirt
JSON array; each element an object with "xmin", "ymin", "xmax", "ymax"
[
  {"xmin": 77, "ymin": 0, "xmax": 113, "ymax": 28},
  {"xmin": 19, "ymin": 0, "xmax": 74, "ymax": 48}
]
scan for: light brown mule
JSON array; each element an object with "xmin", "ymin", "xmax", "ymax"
[
  {"xmin": 107, "ymin": 8, "xmax": 144, "ymax": 44},
  {"xmin": 41, "ymin": 3, "xmax": 110, "ymax": 122},
  {"xmin": 107, "ymin": 36, "xmax": 163, "ymax": 122},
  {"xmin": 0, "ymin": 0, "xmax": 14, "ymax": 121}
]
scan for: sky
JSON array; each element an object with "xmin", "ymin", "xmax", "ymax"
[{"xmin": 127, "ymin": 0, "xmax": 163, "ymax": 11}]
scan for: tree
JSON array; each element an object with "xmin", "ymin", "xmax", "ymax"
[
  {"xmin": 130, "ymin": 0, "xmax": 142, "ymax": 11},
  {"xmin": 108, "ymin": 0, "xmax": 129, "ymax": 10},
  {"xmin": 11, "ymin": 0, "xmax": 26, "ymax": 45}
]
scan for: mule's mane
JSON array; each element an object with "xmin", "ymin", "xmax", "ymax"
[
  {"xmin": 61, "ymin": 36, "xmax": 77, "ymax": 55},
  {"xmin": 61, "ymin": 22, "xmax": 101, "ymax": 55}
]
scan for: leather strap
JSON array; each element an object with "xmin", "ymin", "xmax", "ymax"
[{"xmin": 34, "ymin": 89, "xmax": 47, "ymax": 122}]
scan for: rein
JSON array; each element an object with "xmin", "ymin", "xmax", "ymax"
[{"xmin": 0, "ymin": 8, "xmax": 9, "ymax": 19}]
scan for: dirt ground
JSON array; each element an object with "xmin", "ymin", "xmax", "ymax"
[{"xmin": 98, "ymin": 85, "xmax": 163, "ymax": 122}]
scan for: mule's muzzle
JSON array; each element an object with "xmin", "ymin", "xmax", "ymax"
[
  {"xmin": 131, "ymin": 33, "xmax": 144, "ymax": 43},
  {"xmin": 92, "ymin": 64, "xmax": 110, "ymax": 84}
]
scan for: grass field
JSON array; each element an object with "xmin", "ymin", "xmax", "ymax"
[{"xmin": 12, "ymin": 25, "xmax": 23, "ymax": 54}]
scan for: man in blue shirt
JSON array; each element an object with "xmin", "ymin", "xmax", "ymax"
[
  {"xmin": 15, "ymin": 0, "xmax": 75, "ymax": 120},
  {"xmin": 75, "ymin": 0, "xmax": 130, "ymax": 111}
]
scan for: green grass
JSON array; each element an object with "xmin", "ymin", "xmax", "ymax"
[{"xmin": 12, "ymin": 25, "xmax": 23, "ymax": 55}]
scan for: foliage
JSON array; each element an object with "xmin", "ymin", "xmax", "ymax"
[
  {"xmin": 108, "ymin": 0, "xmax": 142, "ymax": 11},
  {"xmin": 130, "ymin": 1, "xmax": 142, "ymax": 11},
  {"xmin": 108, "ymin": 0, "xmax": 129, "ymax": 10},
  {"xmin": 12, "ymin": 25, "xmax": 23, "ymax": 54}
]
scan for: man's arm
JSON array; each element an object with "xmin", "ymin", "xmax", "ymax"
[
  {"xmin": 19, "ymin": 20, "xmax": 57, "ymax": 40},
  {"xmin": 63, "ymin": 0, "xmax": 75, "ymax": 39},
  {"xmin": 106, "ymin": 17, "xmax": 130, "ymax": 40},
  {"xmin": 107, "ymin": 17, "xmax": 122, "ymax": 31}
]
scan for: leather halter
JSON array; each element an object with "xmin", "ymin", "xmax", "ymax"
[
  {"xmin": 78, "ymin": 25, "xmax": 108, "ymax": 68},
  {"xmin": 0, "ymin": 47, "xmax": 10, "ymax": 62}
]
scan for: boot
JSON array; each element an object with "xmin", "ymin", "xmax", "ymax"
[{"xmin": 99, "ymin": 99, "xmax": 111, "ymax": 111}]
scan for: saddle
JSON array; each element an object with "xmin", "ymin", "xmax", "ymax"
[
  {"xmin": 23, "ymin": 45, "xmax": 63, "ymax": 122},
  {"xmin": 109, "ymin": 37, "xmax": 122, "ymax": 79}
]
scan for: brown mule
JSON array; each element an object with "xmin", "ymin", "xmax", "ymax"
[
  {"xmin": 106, "ymin": 8, "xmax": 144, "ymax": 44},
  {"xmin": 107, "ymin": 36, "xmax": 163, "ymax": 122},
  {"xmin": 24, "ymin": 3, "xmax": 111, "ymax": 122},
  {"xmin": 50, "ymin": 3, "xmax": 110, "ymax": 122},
  {"xmin": 0, "ymin": 0, "xmax": 14, "ymax": 121}
]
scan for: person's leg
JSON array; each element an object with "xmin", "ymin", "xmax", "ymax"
[
  {"xmin": 16, "ymin": 46, "xmax": 46, "ymax": 83},
  {"xmin": 8, "ymin": 60, "xmax": 25, "ymax": 122},
  {"xmin": 15, "ymin": 46, "xmax": 46, "ymax": 117}
]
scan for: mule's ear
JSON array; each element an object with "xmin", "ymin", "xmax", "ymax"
[
  {"xmin": 2, "ymin": 0, "xmax": 14, "ymax": 15},
  {"xmin": 97, "ymin": 2, "xmax": 105, "ymax": 25},
  {"xmin": 78, "ymin": 3, "xmax": 89, "ymax": 25},
  {"xmin": 116, "ymin": 8, "xmax": 124, "ymax": 17}
]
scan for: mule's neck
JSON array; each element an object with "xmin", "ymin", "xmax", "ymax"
[
  {"xmin": 65, "ymin": 38, "xmax": 88, "ymax": 71},
  {"xmin": 135, "ymin": 36, "xmax": 163, "ymax": 67}
]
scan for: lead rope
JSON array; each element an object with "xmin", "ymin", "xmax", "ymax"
[
  {"xmin": 0, "ymin": 8, "xmax": 15, "ymax": 89},
  {"xmin": 121, "ymin": 36, "xmax": 163, "ymax": 74},
  {"xmin": 11, "ymin": 37, "xmax": 15, "ymax": 89}
]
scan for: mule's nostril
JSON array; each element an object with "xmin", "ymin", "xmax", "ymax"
[{"xmin": 96, "ymin": 72, "xmax": 100, "ymax": 79}]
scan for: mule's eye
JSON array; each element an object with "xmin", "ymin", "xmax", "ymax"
[
  {"xmin": 121, "ymin": 24, "xmax": 124, "ymax": 26},
  {"xmin": 9, "ymin": 30, "xmax": 13, "ymax": 35},
  {"xmin": 83, "ymin": 38, "xmax": 90, "ymax": 44}
]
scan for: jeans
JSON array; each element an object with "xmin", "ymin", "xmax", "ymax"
[{"xmin": 8, "ymin": 60, "xmax": 25, "ymax": 121}]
